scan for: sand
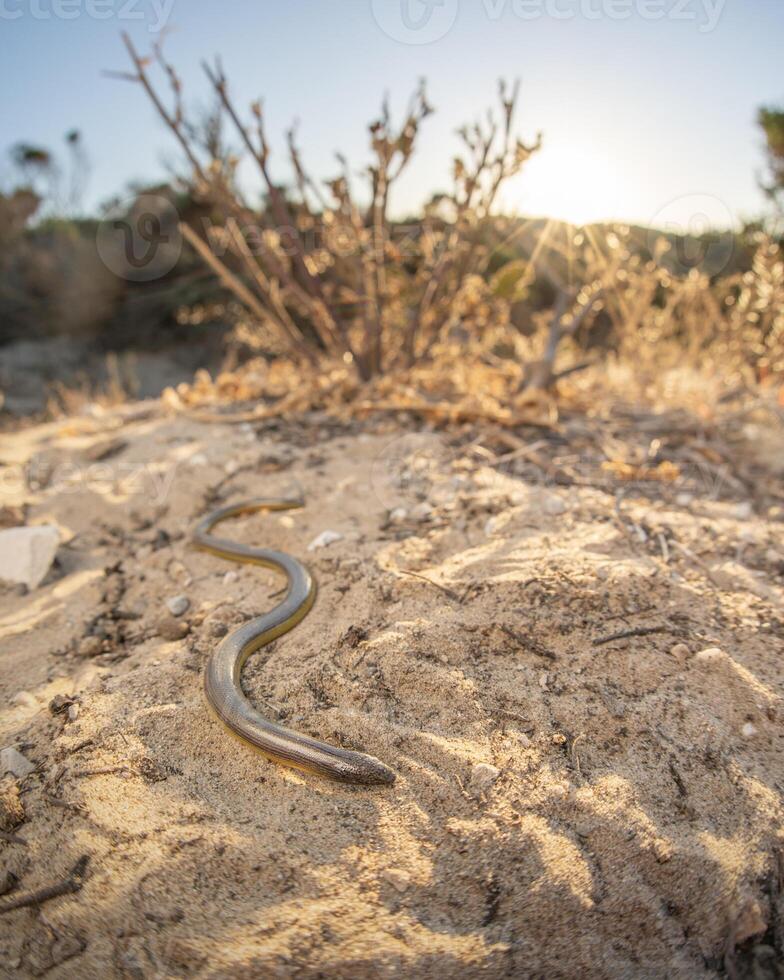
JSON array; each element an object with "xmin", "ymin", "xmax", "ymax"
[{"xmin": 0, "ymin": 404, "xmax": 782, "ymax": 978}]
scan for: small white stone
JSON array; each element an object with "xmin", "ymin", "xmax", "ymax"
[
  {"xmin": 223, "ymin": 570, "xmax": 238, "ymax": 585},
  {"xmin": 694, "ymin": 647, "xmax": 726, "ymax": 665},
  {"xmin": 675, "ymin": 492, "xmax": 693, "ymax": 507},
  {"xmin": 484, "ymin": 516, "xmax": 498, "ymax": 536},
  {"xmin": 741, "ymin": 722, "xmax": 757, "ymax": 738},
  {"xmin": 307, "ymin": 530, "xmax": 343, "ymax": 551},
  {"xmin": 224, "ymin": 459, "xmax": 240, "ymax": 475},
  {"xmin": 67, "ymin": 703, "xmax": 80, "ymax": 722},
  {"xmin": 11, "ymin": 691, "xmax": 37, "ymax": 709},
  {"xmin": 188, "ymin": 453, "xmax": 208, "ymax": 467},
  {"xmin": 278, "ymin": 515, "xmax": 295, "ymax": 529},
  {"xmin": 669, "ymin": 643, "xmax": 690, "ymax": 664},
  {"xmin": 0, "ymin": 747, "xmax": 35, "ymax": 779},
  {"xmin": 539, "ymin": 672, "xmax": 550, "ymax": 689},
  {"xmin": 468, "ymin": 762, "xmax": 501, "ymax": 796},
  {"xmin": 389, "ymin": 507, "xmax": 408, "ymax": 525},
  {"xmin": 166, "ymin": 595, "xmax": 190, "ymax": 617},
  {"xmin": 733, "ymin": 501, "xmax": 753, "ymax": 521},
  {"xmin": 543, "ymin": 494, "xmax": 567, "ymax": 516},
  {"xmin": 0, "ymin": 525, "xmax": 60, "ymax": 589},
  {"xmin": 411, "ymin": 502, "xmax": 433, "ymax": 523}
]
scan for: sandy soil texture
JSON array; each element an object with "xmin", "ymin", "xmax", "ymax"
[{"xmin": 0, "ymin": 405, "xmax": 782, "ymax": 978}]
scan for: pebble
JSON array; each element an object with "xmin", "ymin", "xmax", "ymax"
[
  {"xmin": 733, "ymin": 501, "xmax": 753, "ymax": 521},
  {"xmin": 166, "ymin": 595, "xmax": 190, "ymax": 617},
  {"xmin": 0, "ymin": 525, "xmax": 60, "ymax": 590},
  {"xmin": 307, "ymin": 530, "xmax": 343, "ymax": 551},
  {"xmin": 223, "ymin": 570, "xmax": 238, "ymax": 585},
  {"xmin": 411, "ymin": 503, "xmax": 432, "ymax": 523},
  {"xmin": 389, "ymin": 508, "xmax": 408, "ymax": 525},
  {"xmin": 542, "ymin": 494, "xmax": 567, "ymax": 516},
  {"xmin": 0, "ymin": 747, "xmax": 35, "ymax": 779},
  {"xmin": 731, "ymin": 898, "xmax": 767, "ymax": 944},
  {"xmin": 765, "ymin": 547, "xmax": 783, "ymax": 567},
  {"xmin": 11, "ymin": 691, "xmax": 37, "ymax": 709},
  {"xmin": 484, "ymin": 515, "xmax": 502, "ymax": 536},
  {"xmin": 468, "ymin": 762, "xmax": 501, "ymax": 796},
  {"xmin": 741, "ymin": 722, "xmax": 757, "ymax": 738},
  {"xmin": 49, "ymin": 694, "xmax": 76, "ymax": 715},
  {"xmin": 78, "ymin": 635, "xmax": 103, "ymax": 657},
  {"xmin": 381, "ymin": 868, "xmax": 410, "ymax": 892},
  {"xmin": 675, "ymin": 492, "xmax": 693, "ymax": 507},
  {"xmin": 0, "ymin": 776, "xmax": 24, "ymax": 831},
  {"xmin": 669, "ymin": 643, "xmax": 691, "ymax": 664},
  {"xmin": 694, "ymin": 646, "xmax": 726, "ymax": 665},
  {"xmin": 67, "ymin": 703, "xmax": 80, "ymax": 722},
  {"xmin": 156, "ymin": 616, "xmax": 190, "ymax": 641}
]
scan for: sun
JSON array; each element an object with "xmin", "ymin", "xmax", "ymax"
[{"xmin": 501, "ymin": 136, "xmax": 637, "ymax": 227}]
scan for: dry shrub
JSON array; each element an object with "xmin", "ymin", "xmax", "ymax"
[
  {"xmin": 122, "ymin": 37, "xmax": 551, "ymax": 382},
  {"xmin": 120, "ymin": 37, "xmax": 782, "ymax": 417}
]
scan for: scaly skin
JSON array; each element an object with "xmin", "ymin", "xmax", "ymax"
[{"xmin": 192, "ymin": 498, "xmax": 396, "ymax": 786}]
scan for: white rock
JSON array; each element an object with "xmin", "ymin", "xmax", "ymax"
[
  {"xmin": 307, "ymin": 530, "xmax": 343, "ymax": 551},
  {"xmin": 389, "ymin": 507, "xmax": 408, "ymax": 525},
  {"xmin": 676, "ymin": 492, "xmax": 693, "ymax": 507},
  {"xmin": 11, "ymin": 691, "xmax": 37, "ymax": 709},
  {"xmin": 733, "ymin": 501, "xmax": 753, "ymax": 521},
  {"xmin": 411, "ymin": 502, "xmax": 433, "ymax": 523},
  {"xmin": 484, "ymin": 516, "xmax": 501, "ymax": 536},
  {"xmin": 188, "ymin": 453, "xmax": 208, "ymax": 467},
  {"xmin": 694, "ymin": 647, "xmax": 726, "ymax": 665},
  {"xmin": 741, "ymin": 722, "xmax": 757, "ymax": 738},
  {"xmin": 469, "ymin": 762, "xmax": 501, "ymax": 796},
  {"xmin": 223, "ymin": 570, "xmax": 238, "ymax": 585},
  {"xmin": 166, "ymin": 595, "xmax": 190, "ymax": 617},
  {"xmin": 0, "ymin": 525, "xmax": 59, "ymax": 589},
  {"xmin": 543, "ymin": 494, "xmax": 567, "ymax": 516},
  {"xmin": 0, "ymin": 746, "xmax": 35, "ymax": 778}
]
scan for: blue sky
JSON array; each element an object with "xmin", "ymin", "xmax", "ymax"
[{"xmin": 1, "ymin": 0, "xmax": 782, "ymax": 229}]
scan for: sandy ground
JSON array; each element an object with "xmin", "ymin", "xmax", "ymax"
[{"xmin": 0, "ymin": 403, "xmax": 782, "ymax": 978}]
